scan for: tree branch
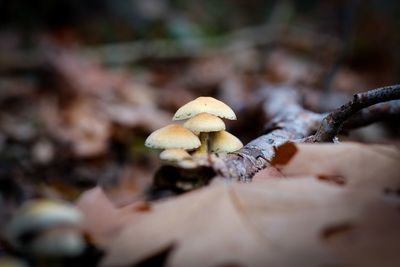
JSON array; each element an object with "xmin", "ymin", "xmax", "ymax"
[
  {"xmin": 342, "ymin": 100, "xmax": 400, "ymax": 130},
  {"xmin": 212, "ymin": 84, "xmax": 400, "ymax": 182},
  {"xmin": 306, "ymin": 85, "xmax": 400, "ymax": 142}
]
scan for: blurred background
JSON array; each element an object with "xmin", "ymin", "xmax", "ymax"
[{"xmin": 0, "ymin": 0, "xmax": 399, "ymax": 227}]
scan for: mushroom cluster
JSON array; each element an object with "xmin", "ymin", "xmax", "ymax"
[{"xmin": 145, "ymin": 97, "xmax": 243, "ymax": 165}]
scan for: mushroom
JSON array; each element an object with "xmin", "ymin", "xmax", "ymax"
[
  {"xmin": 159, "ymin": 149, "xmax": 192, "ymax": 161},
  {"xmin": 145, "ymin": 97, "xmax": 243, "ymax": 165},
  {"xmin": 183, "ymin": 112, "xmax": 225, "ymax": 155},
  {"xmin": 211, "ymin": 130, "xmax": 243, "ymax": 153},
  {"xmin": 145, "ymin": 124, "xmax": 200, "ymax": 163},
  {"xmin": 173, "ymin": 96, "xmax": 236, "ymax": 121},
  {"xmin": 173, "ymin": 97, "xmax": 240, "ymax": 156},
  {"xmin": 6, "ymin": 199, "xmax": 85, "ymax": 257}
]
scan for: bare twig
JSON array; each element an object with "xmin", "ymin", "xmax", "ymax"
[
  {"xmin": 342, "ymin": 100, "xmax": 400, "ymax": 130},
  {"xmin": 306, "ymin": 85, "xmax": 400, "ymax": 142}
]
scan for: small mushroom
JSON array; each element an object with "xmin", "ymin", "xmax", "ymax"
[
  {"xmin": 183, "ymin": 112, "xmax": 226, "ymax": 135},
  {"xmin": 173, "ymin": 96, "xmax": 237, "ymax": 121},
  {"xmin": 145, "ymin": 124, "xmax": 200, "ymax": 150},
  {"xmin": 145, "ymin": 97, "xmax": 243, "ymax": 165},
  {"xmin": 159, "ymin": 149, "xmax": 192, "ymax": 161},
  {"xmin": 159, "ymin": 149, "xmax": 197, "ymax": 168},
  {"xmin": 183, "ymin": 113, "xmax": 226, "ymax": 155},
  {"xmin": 211, "ymin": 130, "xmax": 243, "ymax": 153},
  {"xmin": 6, "ymin": 199, "xmax": 85, "ymax": 257}
]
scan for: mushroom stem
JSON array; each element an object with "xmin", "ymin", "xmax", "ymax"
[{"xmin": 196, "ymin": 132, "xmax": 210, "ymax": 155}]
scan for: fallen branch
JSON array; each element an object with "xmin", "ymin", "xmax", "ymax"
[
  {"xmin": 213, "ymin": 84, "xmax": 400, "ymax": 181},
  {"xmin": 342, "ymin": 100, "xmax": 400, "ymax": 131},
  {"xmin": 306, "ymin": 85, "xmax": 400, "ymax": 142}
]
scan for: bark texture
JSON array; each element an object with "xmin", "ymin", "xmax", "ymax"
[{"xmin": 213, "ymin": 86, "xmax": 322, "ymax": 181}]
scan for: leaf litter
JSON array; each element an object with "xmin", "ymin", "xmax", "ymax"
[{"xmin": 100, "ymin": 142, "xmax": 400, "ymax": 267}]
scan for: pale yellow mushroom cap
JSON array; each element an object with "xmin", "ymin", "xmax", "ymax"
[
  {"xmin": 173, "ymin": 97, "xmax": 237, "ymax": 120},
  {"xmin": 6, "ymin": 199, "xmax": 83, "ymax": 249},
  {"xmin": 211, "ymin": 131, "xmax": 243, "ymax": 153},
  {"xmin": 145, "ymin": 124, "xmax": 201, "ymax": 150},
  {"xmin": 183, "ymin": 113, "xmax": 226, "ymax": 134},
  {"xmin": 160, "ymin": 149, "xmax": 191, "ymax": 161}
]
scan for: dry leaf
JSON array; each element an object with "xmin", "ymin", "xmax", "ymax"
[
  {"xmin": 278, "ymin": 142, "xmax": 400, "ymax": 190},
  {"xmin": 76, "ymin": 186, "xmax": 148, "ymax": 248},
  {"xmin": 101, "ymin": 142, "xmax": 400, "ymax": 267},
  {"xmin": 271, "ymin": 142, "xmax": 297, "ymax": 166}
]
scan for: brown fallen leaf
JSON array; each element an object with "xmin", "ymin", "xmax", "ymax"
[
  {"xmin": 101, "ymin": 178, "xmax": 331, "ymax": 267},
  {"xmin": 326, "ymin": 200, "xmax": 400, "ymax": 267},
  {"xmin": 101, "ymin": 143, "xmax": 400, "ymax": 267},
  {"xmin": 76, "ymin": 186, "xmax": 148, "ymax": 248},
  {"xmin": 278, "ymin": 142, "xmax": 400, "ymax": 190},
  {"xmin": 271, "ymin": 142, "xmax": 297, "ymax": 166}
]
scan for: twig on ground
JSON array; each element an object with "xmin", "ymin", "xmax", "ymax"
[
  {"xmin": 213, "ymin": 84, "xmax": 400, "ymax": 182},
  {"xmin": 342, "ymin": 100, "xmax": 400, "ymax": 130},
  {"xmin": 306, "ymin": 85, "xmax": 400, "ymax": 142}
]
